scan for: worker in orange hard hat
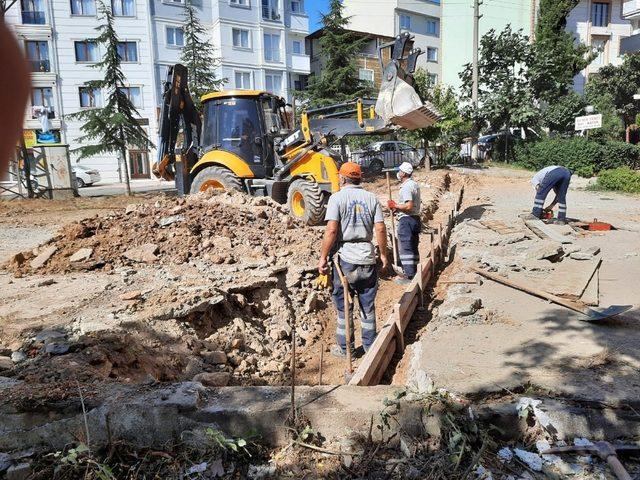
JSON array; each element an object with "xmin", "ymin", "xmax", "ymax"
[{"xmin": 318, "ymin": 162, "xmax": 388, "ymax": 358}]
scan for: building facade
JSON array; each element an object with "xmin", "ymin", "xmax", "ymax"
[
  {"xmin": 441, "ymin": 0, "xmax": 536, "ymax": 91},
  {"xmin": 343, "ymin": 0, "xmax": 441, "ymax": 84},
  {"xmin": 6, "ymin": 0, "xmax": 310, "ymax": 182},
  {"xmin": 567, "ymin": 0, "xmax": 632, "ymax": 92},
  {"xmin": 621, "ymin": 0, "xmax": 640, "ymax": 52}
]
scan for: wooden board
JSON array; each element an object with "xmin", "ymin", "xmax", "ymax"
[
  {"xmin": 580, "ymin": 267, "xmax": 599, "ymax": 306},
  {"xmin": 524, "ymin": 219, "xmax": 573, "ymax": 244},
  {"xmin": 348, "ymin": 319, "xmax": 398, "ymax": 386},
  {"xmin": 480, "ymin": 220, "xmax": 521, "ymax": 235}
]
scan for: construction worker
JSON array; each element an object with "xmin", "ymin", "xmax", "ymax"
[
  {"xmin": 531, "ymin": 165, "xmax": 572, "ymax": 222},
  {"xmin": 318, "ymin": 162, "xmax": 389, "ymax": 357},
  {"xmin": 388, "ymin": 162, "xmax": 421, "ymax": 284}
]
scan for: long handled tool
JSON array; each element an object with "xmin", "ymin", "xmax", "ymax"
[
  {"xmin": 333, "ymin": 258, "xmax": 353, "ymax": 381},
  {"xmin": 473, "ymin": 267, "xmax": 632, "ymax": 322},
  {"xmin": 543, "ymin": 441, "xmax": 640, "ymax": 480},
  {"xmin": 384, "ymin": 170, "xmax": 405, "ymax": 276}
]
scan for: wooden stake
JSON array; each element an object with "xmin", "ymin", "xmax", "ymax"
[
  {"xmin": 318, "ymin": 342, "xmax": 324, "ymax": 386},
  {"xmin": 290, "ymin": 323, "xmax": 296, "ymax": 423}
]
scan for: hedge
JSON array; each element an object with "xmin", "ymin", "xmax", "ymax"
[
  {"xmin": 596, "ymin": 167, "xmax": 640, "ymax": 193},
  {"xmin": 513, "ymin": 138, "xmax": 640, "ymax": 177}
]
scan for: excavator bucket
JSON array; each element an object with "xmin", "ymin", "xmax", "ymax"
[{"xmin": 375, "ymin": 33, "xmax": 441, "ymax": 130}]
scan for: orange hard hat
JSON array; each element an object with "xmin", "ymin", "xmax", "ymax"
[{"xmin": 339, "ymin": 162, "xmax": 362, "ymax": 179}]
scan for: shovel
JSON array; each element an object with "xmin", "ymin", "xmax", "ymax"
[
  {"xmin": 384, "ymin": 170, "xmax": 405, "ymax": 277},
  {"xmin": 472, "ymin": 267, "xmax": 632, "ymax": 322},
  {"xmin": 333, "ymin": 257, "xmax": 353, "ymax": 382}
]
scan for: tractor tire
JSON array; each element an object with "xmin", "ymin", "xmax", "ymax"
[
  {"xmin": 288, "ymin": 179, "xmax": 325, "ymax": 226},
  {"xmin": 191, "ymin": 166, "xmax": 242, "ymax": 193},
  {"xmin": 369, "ymin": 159, "xmax": 384, "ymax": 174}
]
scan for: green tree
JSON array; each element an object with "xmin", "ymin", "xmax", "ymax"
[
  {"xmin": 531, "ymin": 0, "xmax": 591, "ymax": 104},
  {"xmin": 181, "ymin": 0, "xmax": 225, "ymax": 108},
  {"xmin": 460, "ymin": 26, "xmax": 539, "ymax": 134},
  {"xmin": 302, "ymin": 0, "xmax": 372, "ymax": 107},
  {"xmin": 585, "ymin": 52, "xmax": 640, "ymax": 131},
  {"xmin": 67, "ymin": 2, "xmax": 151, "ymax": 196},
  {"xmin": 541, "ymin": 91, "xmax": 586, "ymax": 135}
]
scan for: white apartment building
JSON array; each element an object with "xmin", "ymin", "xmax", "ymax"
[
  {"xmin": 6, "ymin": 0, "xmax": 310, "ymax": 182},
  {"xmin": 567, "ymin": 0, "xmax": 633, "ymax": 92},
  {"xmin": 343, "ymin": 0, "xmax": 441, "ymax": 84},
  {"xmin": 621, "ymin": 0, "xmax": 640, "ymax": 53}
]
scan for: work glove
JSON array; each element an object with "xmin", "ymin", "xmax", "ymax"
[
  {"xmin": 387, "ymin": 199, "xmax": 398, "ymax": 210},
  {"xmin": 315, "ymin": 273, "xmax": 330, "ymax": 289}
]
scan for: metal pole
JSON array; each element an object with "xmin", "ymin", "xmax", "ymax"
[{"xmin": 471, "ymin": 0, "xmax": 482, "ymax": 163}]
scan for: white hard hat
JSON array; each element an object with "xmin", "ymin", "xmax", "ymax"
[{"xmin": 399, "ymin": 162, "xmax": 413, "ymax": 175}]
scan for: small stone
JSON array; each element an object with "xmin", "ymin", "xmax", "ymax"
[
  {"xmin": 230, "ymin": 338, "xmax": 244, "ymax": 350},
  {"xmin": 0, "ymin": 356, "xmax": 12, "ymax": 371},
  {"xmin": 45, "ymin": 341, "xmax": 70, "ymax": 355},
  {"xmin": 6, "ymin": 462, "xmax": 31, "ymax": 480},
  {"xmin": 570, "ymin": 252, "xmax": 595, "ymax": 261},
  {"xmin": 9, "ymin": 252, "xmax": 26, "ymax": 268},
  {"xmin": 123, "ymin": 243, "xmax": 158, "ymax": 263},
  {"xmin": 304, "ymin": 291, "xmax": 319, "ymax": 314},
  {"xmin": 125, "ymin": 204, "xmax": 138, "ymax": 214},
  {"xmin": 30, "ymin": 245, "xmax": 57, "ymax": 270},
  {"xmin": 36, "ymin": 278, "xmax": 56, "ymax": 287},
  {"xmin": 0, "ymin": 452, "xmax": 10, "ymax": 473},
  {"xmin": 440, "ymin": 296, "xmax": 482, "ymax": 318},
  {"xmin": 11, "ymin": 351, "xmax": 26, "ymax": 363},
  {"xmin": 183, "ymin": 357, "xmax": 203, "ymax": 378},
  {"xmin": 192, "ymin": 372, "xmax": 230, "ymax": 387},
  {"xmin": 202, "ymin": 350, "xmax": 227, "ymax": 365},
  {"xmin": 264, "ymin": 360, "xmax": 280, "ymax": 372},
  {"xmin": 212, "ymin": 236, "xmax": 233, "ymax": 250},
  {"xmin": 69, "ymin": 247, "xmax": 93, "ymax": 262},
  {"xmin": 158, "ymin": 214, "xmax": 185, "ymax": 227},
  {"xmin": 119, "ymin": 290, "xmax": 142, "ymax": 301}
]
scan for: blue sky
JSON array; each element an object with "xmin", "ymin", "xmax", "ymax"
[{"xmin": 307, "ymin": 0, "xmax": 331, "ymax": 32}]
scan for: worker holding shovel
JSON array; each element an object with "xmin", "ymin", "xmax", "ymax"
[
  {"xmin": 317, "ymin": 162, "xmax": 389, "ymax": 359},
  {"xmin": 388, "ymin": 162, "xmax": 422, "ymax": 284}
]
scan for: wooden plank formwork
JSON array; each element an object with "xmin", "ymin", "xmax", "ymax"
[{"xmin": 349, "ymin": 187, "xmax": 464, "ymax": 386}]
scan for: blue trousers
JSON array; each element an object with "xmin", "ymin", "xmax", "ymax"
[
  {"xmin": 398, "ymin": 215, "xmax": 421, "ymax": 279},
  {"xmin": 533, "ymin": 167, "xmax": 571, "ymax": 220},
  {"xmin": 332, "ymin": 259, "xmax": 378, "ymax": 351}
]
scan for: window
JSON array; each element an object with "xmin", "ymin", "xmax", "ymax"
[
  {"xmin": 264, "ymin": 33, "xmax": 280, "ymax": 62},
  {"xmin": 426, "ymin": 47, "xmax": 437, "ymax": 62},
  {"xmin": 74, "ymin": 40, "xmax": 98, "ymax": 62},
  {"xmin": 129, "ymin": 150, "xmax": 150, "ymax": 178},
  {"xmin": 426, "ymin": 18, "xmax": 439, "ymax": 36},
  {"xmin": 230, "ymin": 0, "xmax": 248, "ymax": 5},
  {"xmin": 166, "ymin": 26, "xmax": 184, "ymax": 47},
  {"xmin": 119, "ymin": 86, "xmax": 142, "ymax": 107},
  {"xmin": 111, "ymin": 0, "xmax": 134, "ymax": 16},
  {"xmin": 359, "ymin": 68, "xmax": 374, "ymax": 84},
  {"xmin": 290, "ymin": 0, "xmax": 301, "ymax": 12},
  {"xmin": 31, "ymin": 87, "xmax": 54, "ymax": 110},
  {"xmin": 232, "ymin": 28, "xmax": 250, "ymax": 48},
  {"xmin": 265, "ymin": 72, "xmax": 282, "ymax": 93},
  {"xmin": 117, "ymin": 41, "xmax": 138, "ymax": 62},
  {"xmin": 262, "ymin": 0, "xmax": 279, "ymax": 20},
  {"xmin": 25, "ymin": 40, "xmax": 50, "ymax": 72},
  {"xmin": 399, "ymin": 14, "xmax": 411, "ymax": 30},
  {"xmin": 293, "ymin": 76, "xmax": 307, "ymax": 91},
  {"xmin": 79, "ymin": 87, "xmax": 101, "ymax": 107},
  {"xmin": 591, "ymin": 2, "xmax": 609, "ymax": 27},
  {"xmin": 592, "ymin": 38, "xmax": 606, "ymax": 65},
  {"xmin": 164, "ymin": 0, "xmax": 184, "ymax": 3},
  {"xmin": 70, "ymin": 0, "xmax": 95, "ymax": 14},
  {"xmin": 21, "ymin": 0, "xmax": 45, "ymax": 24},
  {"xmin": 428, "ymin": 73, "xmax": 438, "ymax": 85},
  {"xmin": 235, "ymin": 71, "xmax": 252, "ymax": 89},
  {"xmin": 292, "ymin": 40, "xmax": 302, "ymax": 54}
]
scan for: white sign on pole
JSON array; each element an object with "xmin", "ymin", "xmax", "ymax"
[{"xmin": 575, "ymin": 114, "xmax": 602, "ymax": 131}]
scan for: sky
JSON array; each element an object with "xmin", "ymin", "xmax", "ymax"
[{"xmin": 307, "ymin": 0, "xmax": 331, "ymax": 33}]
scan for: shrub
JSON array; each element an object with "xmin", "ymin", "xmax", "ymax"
[
  {"xmin": 513, "ymin": 137, "xmax": 640, "ymax": 176},
  {"xmin": 596, "ymin": 167, "xmax": 640, "ymax": 193}
]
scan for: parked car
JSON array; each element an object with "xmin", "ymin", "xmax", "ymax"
[
  {"xmin": 72, "ymin": 164, "xmax": 101, "ymax": 188},
  {"xmin": 352, "ymin": 141, "xmax": 425, "ymax": 174}
]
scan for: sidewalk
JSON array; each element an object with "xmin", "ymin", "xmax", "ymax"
[{"xmin": 78, "ymin": 179, "xmax": 176, "ymax": 197}]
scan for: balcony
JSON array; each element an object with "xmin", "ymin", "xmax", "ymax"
[
  {"xmin": 21, "ymin": 10, "xmax": 46, "ymax": 24},
  {"xmin": 286, "ymin": 11, "xmax": 308, "ymax": 32},
  {"xmin": 28, "ymin": 59, "xmax": 50, "ymax": 72},
  {"xmin": 623, "ymin": 0, "xmax": 640, "ymax": 18},
  {"xmin": 286, "ymin": 53, "xmax": 310, "ymax": 73}
]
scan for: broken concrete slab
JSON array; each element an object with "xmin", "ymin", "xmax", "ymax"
[
  {"xmin": 525, "ymin": 240, "xmax": 564, "ymax": 262},
  {"xmin": 30, "ymin": 245, "xmax": 57, "ymax": 270},
  {"xmin": 0, "ymin": 356, "xmax": 12, "ymax": 371},
  {"xmin": 439, "ymin": 296, "xmax": 482, "ymax": 318},
  {"xmin": 69, "ymin": 247, "xmax": 93, "ymax": 263},
  {"xmin": 192, "ymin": 372, "xmax": 231, "ymax": 387},
  {"xmin": 123, "ymin": 243, "xmax": 158, "ymax": 263}
]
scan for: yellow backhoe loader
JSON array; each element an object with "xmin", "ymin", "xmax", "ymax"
[{"xmin": 152, "ymin": 32, "xmax": 440, "ymax": 225}]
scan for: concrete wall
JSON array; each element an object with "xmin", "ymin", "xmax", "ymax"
[{"xmin": 441, "ymin": 0, "xmax": 534, "ymax": 91}]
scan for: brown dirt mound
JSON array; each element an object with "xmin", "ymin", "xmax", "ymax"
[{"xmin": 5, "ymin": 191, "xmax": 322, "ymax": 276}]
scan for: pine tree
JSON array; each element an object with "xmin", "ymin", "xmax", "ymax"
[
  {"xmin": 302, "ymin": 0, "xmax": 372, "ymax": 107},
  {"xmin": 181, "ymin": 0, "xmax": 225, "ymax": 108},
  {"xmin": 67, "ymin": 1, "xmax": 151, "ymax": 196}
]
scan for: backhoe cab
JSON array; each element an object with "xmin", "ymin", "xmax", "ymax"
[{"xmin": 152, "ymin": 32, "xmax": 440, "ymax": 225}]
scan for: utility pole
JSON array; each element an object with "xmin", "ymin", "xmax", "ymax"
[{"xmin": 471, "ymin": 0, "xmax": 482, "ymax": 162}]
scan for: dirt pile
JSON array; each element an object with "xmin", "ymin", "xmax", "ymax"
[{"xmin": 5, "ymin": 190, "xmax": 321, "ymax": 276}]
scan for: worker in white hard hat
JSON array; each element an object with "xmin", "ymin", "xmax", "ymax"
[{"xmin": 388, "ymin": 162, "xmax": 421, "ymax": 285}]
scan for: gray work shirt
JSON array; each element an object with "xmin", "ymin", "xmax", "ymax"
[
  {"xmin": 325, "ymin": 184, "xmax": 384, "ymax": 265},
  {"xmin": 397, "ymin": 178, "xmax": 421, "ymax": 219}
]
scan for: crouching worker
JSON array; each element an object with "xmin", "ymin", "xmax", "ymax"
[
  {"xmin": 388, "ymin": 162, "xmax": 421, "ymax": 284},
  {"xmin": 317, "ymin": 162, "xmax": 389, "ymax": 357},
  {"xmin": 531, "ymin": 165, "xmax": 572, "ymax": 222}
]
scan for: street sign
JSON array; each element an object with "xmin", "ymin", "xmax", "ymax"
[{"xmin": 575, "ymin": 114, "xmax": 602, "ymax": 131}]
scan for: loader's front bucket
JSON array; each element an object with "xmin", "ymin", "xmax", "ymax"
[{"xmin": 375, "ymin": 32, "xmax": 441, "ymax": 130}]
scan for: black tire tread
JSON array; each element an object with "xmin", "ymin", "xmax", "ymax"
[
  {"xmin": 191, "ymin": 166, "xmax": 242, "ymax": 193},
  {"xmin": 288, "ymin": 179, "xmax": 325, "ymax": 226}
]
